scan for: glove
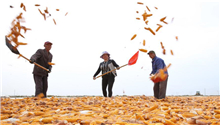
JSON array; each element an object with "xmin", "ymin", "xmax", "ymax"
[{"xmin": 30, "ymin": 59, "xmax": 35, "ymax": 64}]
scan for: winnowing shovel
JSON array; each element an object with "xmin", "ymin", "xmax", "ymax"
[{"xmin": 5, "ymin": 36, "xmax": 49, "ymax": 72}]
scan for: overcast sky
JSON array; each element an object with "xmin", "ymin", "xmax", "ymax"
[{"xmin": 0, "ymin": 0, "xmax": 219, "ymax": 96}]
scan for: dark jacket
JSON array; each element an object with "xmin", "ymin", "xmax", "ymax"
[
  {"xmin": 94, "ymin": 59, "xmax": 119, "ymax": 77},
  {"xmin": 30, "ymin": 49, "xmax": 53, "ymax": 76}
]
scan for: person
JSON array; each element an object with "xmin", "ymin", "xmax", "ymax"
[
  {"xmin": 93, "ymin": 51, "xmax": 120, "ymax": 97},
  {"xmin": 148, "ymin": 50, "xmax": 168, "ymax": 99},
  {"xmin": 30, "ymin": 41, "xmax": 53, "ymax": 98}
]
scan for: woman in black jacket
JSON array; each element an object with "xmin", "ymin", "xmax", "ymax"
[{"xmin": 93, "ymin": 51, "xmax": 120, "ymax": 97}]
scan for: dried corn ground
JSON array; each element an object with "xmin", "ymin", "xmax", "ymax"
[{"xmin": 1, "ymin": 96, "xmax": 220, "ymax": 125}]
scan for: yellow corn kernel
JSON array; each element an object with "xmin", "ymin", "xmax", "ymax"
[
  {"xmin": 181, "ymin": 112, "xmax": 197, "ymax": 118},
  {"xmin": 34, "ymin": 111, "xmax": 44, "ymax": 116},
  {"xmin": 214, "ymin": 110, "xmax": 220, "ymax": 114},
  {"xmin": 48, "ymin": 62, "xmax": 55, "ymax": 65},
  {"xmin": 139, "ymin": 49, "xmax": 148, "ymax": 53},
  {"xmin": 41, "ymin": 117, "xmax": 53, "ymax": 123},
  {"xmin": 131, "ymin": 34, "xmax": 137, "ymax": 40}
]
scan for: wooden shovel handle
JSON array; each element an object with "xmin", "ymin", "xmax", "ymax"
[
  {"xmin": 19, "ymin": 54, "xmax": 49, "ymax": 72},
  {"xmin": 95, "ymin": 64, "xmax": 128, "ymax": 79}
]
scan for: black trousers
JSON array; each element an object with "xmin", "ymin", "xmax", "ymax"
[
  {"xmin": 102, "ymin": 74, "xmax": 115, "ymax": 97},
  {"xmin": 33, "ymin": 75, "xmax": 48, "ymax": 97},
  {"xmin": 153, "ymin": 77, "xmax": 168, "ymax": 99}
]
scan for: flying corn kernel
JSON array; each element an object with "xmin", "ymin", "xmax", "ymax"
[
  {"xmin": 145, "ymin": 20, "xmax": 149, "ymax": 25},
  {"xmin": 137, "ymin": 2, "xmax": 144, "ymax": 5},
  {"xmin": 7, "ymin": 33, "xmax": 13, "ymax": 38},
  {"xmin": 170, "ymin": 50, "xmax": 174, "ymax": 55},
  {"xmin": 48, "ymin": 62, "xmax": 55, "ymax": 65},
  {"xmin": 155, "ymin": 7, "xmax": 158, "ymax": 9},
  {"xmin": 175, "ymin": 36, "xmax": 178, "ymax": 41},
  {"xmin": 65, "ymin": 12, "xmax": 68, "ymax": 16},
  {"xmin": 143, "ymin": 40, "xmax": 145, "ymax": 46},
  {"xmin": 163, "ymin": 49, "xmax": 166, "ymax": 55},
  {"xmin": 156, "ymin": 24, "xmax": 163, "ymax": 32},
  {"xmin": 146, "ymin": 6, "xmax": 150, "ymax": 11},
  {"xmin": 19, "ymin": 33, "xmax": 25, "ymax": 38},
  {"xmin": 16, "ymin": 13, "xmax": 23, "ymax": 19},
  {"xmin": 146, "ymin": 14, "xmax": 153, "ymax": 17},
  {"xmin": 56, "ymin": 9, "xmax": 59, "ymax": 11},
  {"xmin": 38, "ymin": 9, "xmax": 43, "ymax": 15},
  {"xmin": 139, "ymin": 49, "xmax": 148, "ymax": 53},
  {"xmin": 144, "ymin": 27, "xmax": 155, "ymax": 35},
  {"xmin": 20, "ymin": 3, "xmax": 24, "ymax": 8},
  {"xmin": 142, "ymin": 12, "xmax": 152, "ymax": 21},
  {"xmin": 35, "ymin": 4, "xmax": 40, "ymax": 6},
  {"xmin": 131, "ymin": 34, "xmax": 137, "ymax": 40},
  {"xmin": 53, "ymin": 19, "xmax": 56, "ymax": 25},
  {"xmin": 21, "ymin": 26, "xmax": 31, "ymax": 33},
  {"xmin": 44, "ymin": 7, "xmax": 49, "ymax": 14},
  {"xmin": 157, "ymin": 24, "xmax": 162, "ymax": 27},
  {"xmin": 160, "ymin": 17, "xmax": 166, "ymax": 21},
  {"xmin": 160, "ymin": 42, "xmax": 164, "ymax": 49},
  {"xmin": 136, "ymin": 17, "xmax": 140, "ymax": 20},
  {"xmin": 161, "ymin": 20, "xmax": 168, "ymax": 24},
  {"xmin": 142, "ymin": 11, "xmax": 147, "ymax": 21},
  {"xmin": 23, "ymin": 5, "xmax": 26, "ymax": 11},
  {"xmin": 136, "ymin": 11, "xmax": 139, "ymax": 13},
  {"xmin": 18, "ymin": 42, "xmax": 27, "ymax": 45},
  {"xmin": 43, "ymin": 13, "xmax": 46, "ymax": 20}
]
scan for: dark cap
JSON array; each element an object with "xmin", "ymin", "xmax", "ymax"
[
  {"xmin": 147, "ymin": 50, "xmax": 155, "ymax": 54},
  {"xmin": 44, "ymin": 41, "xmax": 52, "ymax": 45}
]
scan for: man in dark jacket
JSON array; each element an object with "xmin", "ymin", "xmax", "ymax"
[
  {"xmin": 148, "ymin": 50, "xmax": 168, "ymax": 99},
  {"xmin": 30, "ymin": 41, "xmax": 53, "ymax": 97}
]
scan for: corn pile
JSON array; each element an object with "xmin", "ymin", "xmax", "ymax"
[{"xmin": 1, "ymin": 96, "xmax": 220, "ymax": 125}]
